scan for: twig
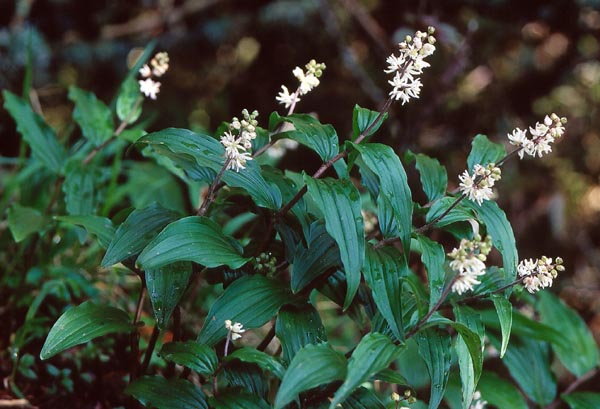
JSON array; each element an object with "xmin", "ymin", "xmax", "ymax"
[
  {"xmin": 545, "ymin": 368, "xmax": 598, "ymax": 409},
  {"xmin": 197, "ymin": 158, "xmax": 231, "ymax": 215},
  {"xmin": 130, "ymin": 285, "xmax": 146, "ymax": 382},
  {"xmin": 141, "ymin": 326, "xmax": 160, "ymax": 375}
]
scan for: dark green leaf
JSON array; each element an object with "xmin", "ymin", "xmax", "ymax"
[
  {"xmin": 3, "ymin": 90, "xmax": 65, "ymax": 173},
  {"xmin": 62, "ymin": 162, "xmax": 96, "ymax": 215},
  {"xmin": 363, "ymin": 245, "xmax": 406, "ymax": 340},
  {"xmin": 374, "ymin": 369, "xmax": 409, "ymax": 386},
  {"xmin": 464, "ymin": 200, "xmax": 518, "ymax": 286},
  {"xmin": 291, "ymin": 221, "xmax": 340, "ymax": 293},
  {"xmin": 330, "ymin": 332, "xmax": 401, "ymax": 408},
  {"xmin": 102, "ymin": 203, "xmax": 179, "ymax": 267},
  {"xmin": 68, "ymin": 86, "xmax": 114, "ymax": 146},
  {"xmin": 225, "ymin": 348, "xmax": 286, "ymax": 379},
  {"xmin": 209, "ymin": 389, "xmax": 270, "ymax": 409},
  {"xmin": 276, "ymin": 304, "xmax": 327, "ymax": 363},
  {"xmin": 137, "ymin": 216, "xmax": 250, "ymax": 270},
  {"xmin": 409, "ymin": 152, "xmax": 448, "ymax": 202},
  {"xmin": 126, "ymin": 376, "xmax": 208, "ymax": 409},
  {"xmin": 562, "ymin": 392, "xmax": 600, "ymax": 409},
  {"xmin": 491, "ymin": 294, "xmax": 512, "ymax": 358},
  {"xmin": 426, "ymin": 197, "xmax": 474, "ymax": 228},
  {"xmin": 341, "ymin": 387, "xmax": 385, "ymax": 409},
  {"xmin": 538, "ymin": 291, "xmax": 599, "ymax": 377},
  {"xmin": 198, "ymin": 275, "xmax": 290, "ymax": 346},
  {"xmin": 351, "ymin": 104, "xmax": 387, "ymax": 141},
  {"xmin": 116, "ymin": 76, "xmax": 142, "ymax": 124},
  {"xmin": 415, "ymin": 234, "xmax": 446, "ymax": 311},
  {"xmin": 160, "ymin": 341, "xmax": 217, "ymax": 376},
  {"xmin": 145, "ymin": 262, "xmax": 192, "ymax": 329},
  {"xmin": 274, "ymin": 343, "xmax": 347, "ymax": 409},
  {"xmin": 55, "ymin": 215, "xmax": 115, "ymax": 248},
  {"xmin": 453, "ymin": 306, "xmax": 484, "ymax": 408},
  {"xmin": 7, "ymin": 204, "xmax": 49, "ymax": 242},
  {"xmin": 40, "ymin": 301, "xmax": 133, "ymax": 359},
  {"xmin": 270, "ymin": 113, "xmax": 339, "ymax": 162},
  {"xmin": 352, "ymin": 142, "xmax": 412, "ymax": 252},
  {"xmin": 304, "ymin": 176, "xmax": 364, "ymax": 309},
  {"xmin": 416, "ymin": 328, "xmax": 452, "ymax": 409},
  {"xmin": 477, "ymin": 371, "xmax": 527, "ymax": 409},
  {"xmin": 221, "ymin": 361, "xmax": 268, "ymax": 398},
  {"xmin": 466, "ymin": 134, "xmax": 505, "ymax": 171}
]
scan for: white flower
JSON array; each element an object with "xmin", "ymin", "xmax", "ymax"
[
  {"xmin": 276, "ymin": 85, "xmax": 299, "ymax": 108},
  {"xmin": 277, "ymin": 60, "xmax": 325, "ymax": 107},
  {"xmin": 459, "ymin": 164, "xmax": 501, "ymax": 205},
  {"xmin": 225, "ymin": 319, "xmax": 246, "ymax": 340},
  {"xmin": 151, "ymin": 51, "xmax": 170, "ymax": 77},
  {"xmin": 449, "ymin": 235, "xmax": 493, "ymax": 295},
  {"xmin": 220, "ymin": 110, "xmax": 259, "ymax": 172},
  {"xmin": 138, "ymin": 78, "xmax": 161, "ymax": 99},
  {"xmin": 470, "ymin": 391, "xmax": 487, "ymax": 409},
  {"xmin": 388, "ymin": 73, "xmax": 422, "ymax": 105},
  {"xmin": 452, "ymin": 272, "xmax": 483, "ymax": 295},
  {"xmin": 518, "ymin": 256, "xmax": 563, "ymax": 293},
  {"xmin": 139, "ymin": 64, "xmax": 152, "ymax": 78},
  {"xmin": 293, "ymin": 67, "xmax": 320, "ymax": 95},
  {"xmin": 507, "ymin": 114, "xmax": 567, "ymax": 160}
]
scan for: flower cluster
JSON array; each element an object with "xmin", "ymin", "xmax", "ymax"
[
  {"xmin": 224, "ymin": 320, "xmax": 246, "ymax": 340},
  {"xmin": 220, "ymin": 109, "xmax": 259, "ymax": 172},
  {"xmin": 138, "ymin": 52, "xmax": 169, "ymax": 100},
  {"xmin": 390, "ymin": 389, "xmax": 416, "ymax": 408},
  {"xmin": 507, "ymin": 113, "xmax": 567, "ymax": 159},
  {"xmin": 518, "ymin": 256, "xmax": 564, "ymax": 293},
  {"xmin": 386, "ymin": 26, "xmax": 436, "ymax": 105},
  {"xmin": 449, "ymin": 234, "xmax": 493, "ymax": 295},
  {"xmin": 459, "ymin": 163, "xmax": 502, "ymax": 205},
  {"xmin": 470, "ymin": 391, "xmax": 487, "ymax": 409},
  {"xmin": 276, "ymin": 59, "xmax": 326, "ymax": 109}
]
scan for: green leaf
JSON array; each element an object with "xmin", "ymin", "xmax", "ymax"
[
  {"xmin": 126, "ymin": 376, "xmax": 208, "ymax": 409},
  {"xmin": 291, "ymin": 221, "xmax": 340, "ymax": 293},
  {"xmin": 68, "ymin": 86, "xmax": 114, "ymax": 146},
  {"xmin": 416, "ymin": 328, "xmax": 452, "ymax": 409},
  {"xmin": 7, "ymin": 204, "xmax": 49, "ymax": 242},
  {"xmin": 491, "ymin": 294, "xmax": 512, "ymax": 358},
  {"xmin": 137, "ymin": 216, "xmax": 250, "ymax": 270},
  {"xmin": 330, "ymin": 333, "xmax": 401, "ymax": 408},
  {"xmin": 341, "ymin": 387, "xmax": 386, "ymax": 409},
  {"xmin": 40, "ymin": 301, "xmax": 133, "ymax": 359},
  {"xmin": 275, "ymin": 304, "xmax": 327, "ymax": 363},
  {"xmin": 499, "ymin": 335, "xmax": 556, "ymax": 406},
  {"xmin": 274, "ymin": 343, "xmax": 347, "ymax": 409},
  {"xmin": 464, "ymin": 200, "xmax": 518, "ymax": 286},
  {"xmin": 198, "ymin": 275, "xmax": 290, "ymax": 346},
  {"xmin": 409, "ymin": 152, "xmax": 448, "ymax": 202},
  {"xmin": 363, "ymin": 245, "xmax": 406, "ymax": 340},
  {"xmin": 351, "ymin": 104, "xmax": 387, "ymax": 141},
  {"xmin": 221, "ymin": 361, "xmax": 268, "ymax": 398},
  {"xmin": 160, "ymin": 341, "xmax": 218, "ymax": 376},
  {"xmin": 138, "ymin": 128, "xmax": 281, "ymax": 209},
  {"xmin": 102, "ymin": 203, "xmax": 179, "ymax": 267},
  {"xmin": 466, "ymin": 134, "xmax": 505, "ymax": 171},
  {"xmin": 62, "ymin": 162, "xmax": 96, "ymax": 215},
  {"xmin": 538, "ymin": 291, "xmax": 599, "ymax": 376},
  {"xmin": 415, "ymin": 234, "xmax": 446, "ymax": 312},
  {"xmin": 3, "ymin": 90, "xmax": 65, "ymax": 173},
  {"xmin": 477, "ymin": 371, "xmax": 528, "ymax": 409},
  {"xmin": 453, "ymin": 306, "xmax": 484, "ymax": 408},
  {"xmin": 145, "ymin": 261, "xmax": 192, "ymax": 329},
  {"xmin": 116, "ymin": 76, "xmax": 142, "ymax": 124},
  {"xmin": 352, "ymin": 142, "xmax": 412, "ymax": 252},
  {"xmin": 55, "ymin": 215, "xmax": 115, "ymax": 248},
  {"xmin": 209, "ymin": 388, "xmax": 270, "ymax": 409},
  {"xmin": 225, "ymin": 348, "xmax": 286, "ymax": 379},
  {"xmin": 304, "ymin": 176, "xmax": 364, "ymax": 309},
  {"xmin": 426, "ymin": 197, "xmax": 474, "ymax": 228},
  {"xmin": 374, "ymin": 368, "xmax": 409, "ymax": 386},
  {"xmin": 270, "ymin": 113, "xmax": 339, "ymax": 162},
  {"xmin": 562, "ymin": 392, "xmax": 600, "ymax": 409}
]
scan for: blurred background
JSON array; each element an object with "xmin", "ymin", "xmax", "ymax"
[{"xmin": 1, "ymin": 0, "xmax": 600, "ymax": 405}]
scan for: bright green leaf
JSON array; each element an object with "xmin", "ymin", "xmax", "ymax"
[
  {"xmin": 145, "ymin": 261, "xmax": 192, "ymax": 329},
  {"xmin": 62, "ymin": 162, "xmax": 96, "ymax": 215},
  {"xmin": 351, "ymin": 104, "xmax": 387, "ymax": 141},
  {"xmin": 7, "ymin": 204, "xmax": 49, "ymax": 242},
  {"xmin": 126, "ymin": 376, "xmax": 208, "ymax": 409},
  {"xmin": 68, "ymin": 86, "xmax": 114, "ymax": 147},
  {"xmin": 491, "ymin": 294, "xmax": 512, "ymax": 358},
  {"xmin": 160, "ymin": 341, "xmax": 218, "ymax": 376},
  {"xmin": 562, "ymin": 392, "xmax": 600, "ymax": 409},
  {"xmin": 416, "ymin": 235, "xmax": 446, "ymax": 312},
  {"xmin": 467, "ymin": 134, "xmax": 505, "ymax": 172},
  {"xmin": 40, "ymin": 301, "xmax": 133, "ymax": 360},
  {"xmin": 409, "ymin": 152, "xmax": 448, "ymax": 202},
  {"xmin": 453, "ymin": 306, "xmax": 484, "ymax": 409},
  {"xmin": 477, "ymin": 371, "xmax": 528, "ymax": 409}
]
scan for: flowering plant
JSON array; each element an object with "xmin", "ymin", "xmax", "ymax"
[{"xmin": 3, "ymin": 28, "xmax": 599, "ymax": 409}]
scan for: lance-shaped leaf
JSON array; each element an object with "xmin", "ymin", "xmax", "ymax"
[
  {"xmin": 7, "ymin": 204, "xmax": 50, "ymax": 242},
  {"xmin": 407, "ymin": 151, "xmax": 448, "ymax": 202},
  {"xmin": 454, "ymin": 306, "xmax": 485, "ymax": 409},
  {"xmin": 197, "ymin": 275, "xmax": 290, "ymax": 346},
  {"xmin": 269, "ymin": 113, "xmax": 339, "ymax": 162},
  {"xmin": 160, "ymin": 342, "xmax": 218, "ymax": 376},
  {"xmin": 116, "ymin": 76, "xmax": 142, "ymax": 124},
  {"xmin": 126, "ymin": 376, "xmax": 208, "ymax": 409},
  {"xmin": 145, "ymin": 261, "xmax": 192, "ymax": 329},
  {"xmin": 274, "ymin": 343, "xmax": 347, "ymax": 409},
  {"xmin": 275, "ymin": 304, "xmax": 327, "ymax": 364},
  {"xmin": 329, "ymin": 333, "xmax": 401, "ymax": 408},
  {"xmin": 137, "ymin": 128, "xmax": 281, "ymax": 209},
  {"xmin": 562, "ymin": 393, "xmax": 600, "ymax": 409},
  {"xmin": 209, "ymin": 388, "xmax": 270, "ymax": 408},
  {"xmin": 137, "ymin": 216, "xmax": 250, "ymax": 270},
  {"xmin": 352, "ymin": 104, "xmax": 387, "ymax": 141},
  {"xmin": 351, "ymin": 142, "xmax": 412, "ymax": 252},
  {"xmin": 55, "ymin": 215, "xmax": 115, "ymax": 248},
  {"xmin": 491, "ymin": 294, "xmax": 512, "ymax": 358},
  {"xmin": 225, "ymin": 348, "xmax": 286, "ymax": 379},
  {"xmin": 40, "ymin": 301, "xmax": 133, "ymax": 359},
  {"xmin": 363, "ymin": 245, "xmax": 406, "ymax": 340},
  {"xmin": 342, "ymin": 387, "xmax": 386, "ymax": 409},
  {"xmin": 464, "ymin": 200, "xmax": 518, "ymax": 286},
  {"xmin": 416, "ymin": 328, "xmax": 452, "ymax": 409},
  {"xmin": 477, "ymin": 371, "xmax": 528, "ymax": 409},
  {"xmin": 68, "ymin": 86, "xmax": 114, "ymax": 146},
  {"xmin": 62, "ymin": 161, "xmax": 96, "ymax": 215},
  {"xmin": 102, "ymin": 203, "xmax": 179, "ymax": 267},
  {"xmin": 304, "ymin": 176, "xmax": 364, "ymax": 309},
  {"xmin": 538, "ymin": 291, "xmax": 599, "ymax": 377},
  {"xmin": 467, "ymin": 134, "xmax": 506, "ymax": 171},
  {"xmin": 3, "ymin": 90, "xmax": 65, "ymax": 173},
  {"xmin": 415, "ymin": 235, "xmax": 446, "ymax": 312},
  {"xmin": 426, "ymin": 197, "xmax": 474, "ymax": 228}
]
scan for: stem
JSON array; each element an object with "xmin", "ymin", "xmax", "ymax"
[
  {"xmin": 141, "ymin": 326, "xmax": 160, "ymax": 375},
  {"xmin": 257, "ymin": 325, "xmax": 276, "ymax": 352},
  {"xmin": 545, "ymin": 369, "xmax": 598, "ymax": 409},
  {"xmin": 224, "ymin": 332, "xmax": 232, "ymax": 357},
  {"xmin": 458, "ymin": 277, "xmax": 524, "ymax": 304},
  {"xmin": 130, "ymin": 285, "xmax": 146, "ymax": 382},
  {"xmin": 197, "ymin": 158, "xmax": 231, "ymax": 216}
]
